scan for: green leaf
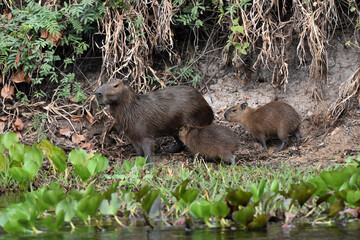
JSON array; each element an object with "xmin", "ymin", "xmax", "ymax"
[
  {"xmin": 210, "ymin": 201, "xmax": 230, "ymax": 219},
  {"xmin": 76, "ymin": 194, "xmax": 102, "ymax": 217},
  {"xmin": 135, "ymin": 184, "xmax": 151, "ymax": 201},
  {"xmin": 247, "ymin": 214, "xmax": 268, "ymax": 229},
  {"xmin": 172, "ymin": 179, "xmax": 190, "ymax": 201},
  {"xmin": 141, "ymin": 190, "xmax": 160, "ymax": 213},
  {"xmin": 227, "ymin": 188, "xmax": 252, "ymax": 207},
  {"xmin": 8, "ymin": 167, "xmax": 30, "ymax": 182},
  {"xmin": 1, "ymin": 132, "xmax": 19, "ymax": 149},
  {"xmin": 270, "ymin": 179, "xmax": 280, "ymax": 192},
  {"xmin": 0, "ymin": 154, "xmax": 6, "ymax": 171},
  {"xmin": 230, "ymin": 25, "xmax": 244, "ymax": 34},
  {"xmin": 42, "ymin": 210, "xmax": 65, "ymax": 231},
  {"xmin": 233, "ymin": 205, "xmax": 254, "ymax": 225},
  {"xmin": 100, "ymin": 192, "xmax": 121, "ymax": 215},
  {"xmin": 49, "ymin": 146, "xmax": 67, "ymax": 173},
  {"xmin": 288, "ymin": 182, "xmax": 315, "ymax": 206},
  {"xmin": 43, "ymin": 189, "xmax": 66, "ymax": 206},
  {"xmin": 74, "ymin": 165, "xmax": 91, "ymax": 181},
  {"xmin": 87, "ymin": 153, "xmax": 108, "ymax": 175},
  {"xmin": 135, "ymin": 156, "xmax": 146, "ymax": 168},
  {"xmin": 56, "ymin": 198, "xmax": 77, "ymax": 222},
  {"xmin": 328, "ymin": 199, "xmax": 344, "ymax": 217},
  {"xmin": 181, "ymin": 189, "xmax": 199, "ymax": 205},
  {"xmin": 123, "ymin": 160, "xmax": 133, "ymax": 172},
  {"xmin": 68, "ymin": 149, "xmax": 87, "ymax": 165},
  {"xmin": 9, "ymin": 143, "xmax": 24, "ymax": 163},
  {"xmin": 189, "ymin": 199, "xmax": 211, "ymax": 223},
  {"xmin": 346, "ymin": 190, "xmax": 360, "ymax": 206}
]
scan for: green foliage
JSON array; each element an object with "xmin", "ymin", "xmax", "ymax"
[
  {"xmin": 1, "ymin": 131, "xmax": 360, "ymax": 233},
  {"xmin": 68, "ymin": 149, "xmax": 109, "ymax": 182},
  {"xmin": 174, "ymin": 1, "xmax": 205, "ymax": 28},
  {"xmin": 0, "ymin": 0, "xmax": 105, "ymax": 100},
  {"xmin": 166, "ymin": 64, "xmax": 202, "ymax": 86}
]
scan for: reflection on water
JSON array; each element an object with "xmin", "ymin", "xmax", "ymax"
[{"xmin": 0, "ymin": 221, "xmax": 359, "ymax": 240}]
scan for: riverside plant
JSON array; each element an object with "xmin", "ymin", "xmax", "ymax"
[{"xmin": 0, "ymin": 133, "xmax": 360, "ymax": 234}]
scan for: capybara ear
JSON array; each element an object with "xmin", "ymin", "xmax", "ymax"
[{"xmin": 241, "ymin": 101, "xmax": 248, "ymax": 110}]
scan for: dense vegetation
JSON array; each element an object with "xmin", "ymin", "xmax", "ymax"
[
  {"xmin": 0, "ymin": 131, "xmax": 360, "ymax": 233},
  {"xmin": 0, "ymin": 0, "xmax": 359, "ymax": 235}
]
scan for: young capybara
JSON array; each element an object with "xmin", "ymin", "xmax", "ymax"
[
  {"xmin": 179, "ymin": 123, "xmax": 239, "ymax": 164},
  {"xmin": 94, "ymin": 79, "xmax": 214, "ymax": 163},
  {"xmin": 224, "ymin": 101, "xmax": 301, "ymax": 153}
]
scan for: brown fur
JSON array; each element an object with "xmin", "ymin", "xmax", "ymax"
[
  {"xmin": 179, "ymin": 123, "xmax": 239, "ymax": 164},
  {"xmin": 224, "ymin": 101, "xmax": 301, "ymax": 152},
  {"xmin": 95, "ymin": 79, "xmax": 214, "ymax": 163}
]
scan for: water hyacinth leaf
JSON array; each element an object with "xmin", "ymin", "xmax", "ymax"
[
  {"xmin": 8, "ymin": 167, "xmax": 30, "ymax": 182},
  {"xmin": 189, "ymin": 199, "xmax": 211, "ymax": 223},
  {"xmin": 210, "ymin": 201, "xmax": 230, "ymax": 219},
  {"xmin": 68, "ymin": 149, "xmax": 87, "ymax": 165},
  {"xmin": 42, "ymin": 210, "xmax": 65, "ymax": 231},
  {"xmin": 135, "ymin": 156, "xmax": 146, "ymax": 168},
  {"xmin": 346, "ymin": 190, "xmax": 360, "ymax": 206},
  {"xmin": 328, "ymin": 199, "xmax": 345, "ymax": 217},
  {"xmin": 181, "ymin": 189, "xmax": 199, "ymax": 205},
  {"xmin": 9, "ymin": 142, "xmax": 24, "ymax": 163},
  {"xmin": 289, "ymin": 182, "xmax": 315, "ymax": 206},
  {"xmin": 142, "ymin": 190, "xmax": 160, "ymax": 213},
  {"xmin": 0, "ymin": 154, "xmax": 6, "ymax": 171},
  {"xmin": 100, "ymin": 192, "xmax": 121, "ymax": 215},
  {"xmin": 1, "ymin": 132, "xmax": 19, "ymax": 149},
  {"xmin": 123, "ymin": 159, "xmax": 133, "ymax": 172},
  {"xmin": 87, "ymin": 153, "xmax": 109, "ymax": 175},
  {"xmin": 348, "ymin": 173, "xmax": 359, "ymax": 187},
  {"xmin": 43, "ymin": 189, "xmax": 66, "ymax": 206},
  {"xmin": 56, "ymin": 198, "xmax": 77, "ymax": 222},
  {"xmin": 233, "ymin": 205, "xmax": 254, "ymax": 225},
  {"xmin": 23, "ymin": 147, "xmax": 44, "ymax": 178},
  {"xmin": 135, "ymin": 184, "xmax": 151, "ymax": 201},
  {"xmin": 247, "ymin": 214, "xmax": 268, "ymax": 229},
  {"xmin": 49, "ymin": 146, "xmax": 67, "ymax": 173},
  {"xmin": 74, "ymin": 165, "xmax": 91, "ymax": 181},
  {"xmin": 226, "ymin": 188, "xmax": 252, "ymax": 207},
  {"xmin": 250, "ymin": 180, "xmax": 266, "ymax": 202},
  {"xmin": 270, "ymin": 179, "xmax": 280, "ymax": 193},
  {"xmin": 172, "ymin": 179, "xmax": 190, "ymax": 201},
  {"xmin": 102, "ymin": 182, "xmax": 119, "ymax": 200},
  {"xmin": 76, "ymin": 194, "xmax": 102, "ymax": 217}
]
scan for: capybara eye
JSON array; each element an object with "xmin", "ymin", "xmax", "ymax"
[
  {"xmin": 113, "ymin": 84, "xmax": 119, "ymax": 88},
  {"xmin": 231, "ymin": 109, "xmax": 237, "ymax": 113}
]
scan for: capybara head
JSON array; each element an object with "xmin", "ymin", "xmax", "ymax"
[
  {"xmin": 224, "ymin": 102, "xmax": 248, "ymax": 122},
  {"xmin": 95, "ymin": 79, "xmax": 132, "ymax": 106},
  {"xmin": 179, "ymin": 124, "xmax": 191, "ymax": 141}
]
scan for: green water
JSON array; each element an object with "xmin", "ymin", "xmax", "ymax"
[{"xmin": 0, "ymin": 221, "xmax": 359, "ymax": 240}]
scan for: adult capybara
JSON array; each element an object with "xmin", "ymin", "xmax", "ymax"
[
  {"xmin": 179, "ymin": 123, "xmax": 239, "ymax": 164},
  {"xmin": 95, "ymin": 79, "xmax": 214, "ymax": 163},
  {"xmin": 224, "ymin": 101, "xmax": 301, "ymax": 153}
]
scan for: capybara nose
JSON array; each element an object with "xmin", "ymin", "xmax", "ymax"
[{"xmin": 224, "ymin": 112, "xmax": 228, "ymax": 121}]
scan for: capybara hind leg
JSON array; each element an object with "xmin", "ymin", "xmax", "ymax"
[
  {"xmin": 133, "ymin": 142, "xmax": 144, "ymax": 156},
  {"xmin": 142, "ymin": 138, "xmax": 155, "ymax": 164},
  {"xmin": 257, "ymin": 136, "xmax": 268, "ymax": 152},
  {"xmin": 273, "ymin": 138, "xmax": 288, "ymax": 153},
  {"xmin": 295, "ymin": 129, "xmax": 301, "ymax": 146},
  {"xmin": 165, "ymin": 136, "xmax": 185, "ymax": 153}
]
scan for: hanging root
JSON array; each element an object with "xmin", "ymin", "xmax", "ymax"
[{"xmin": 328, "ymin": 65, "xmax": 360, "ymax": 122}]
